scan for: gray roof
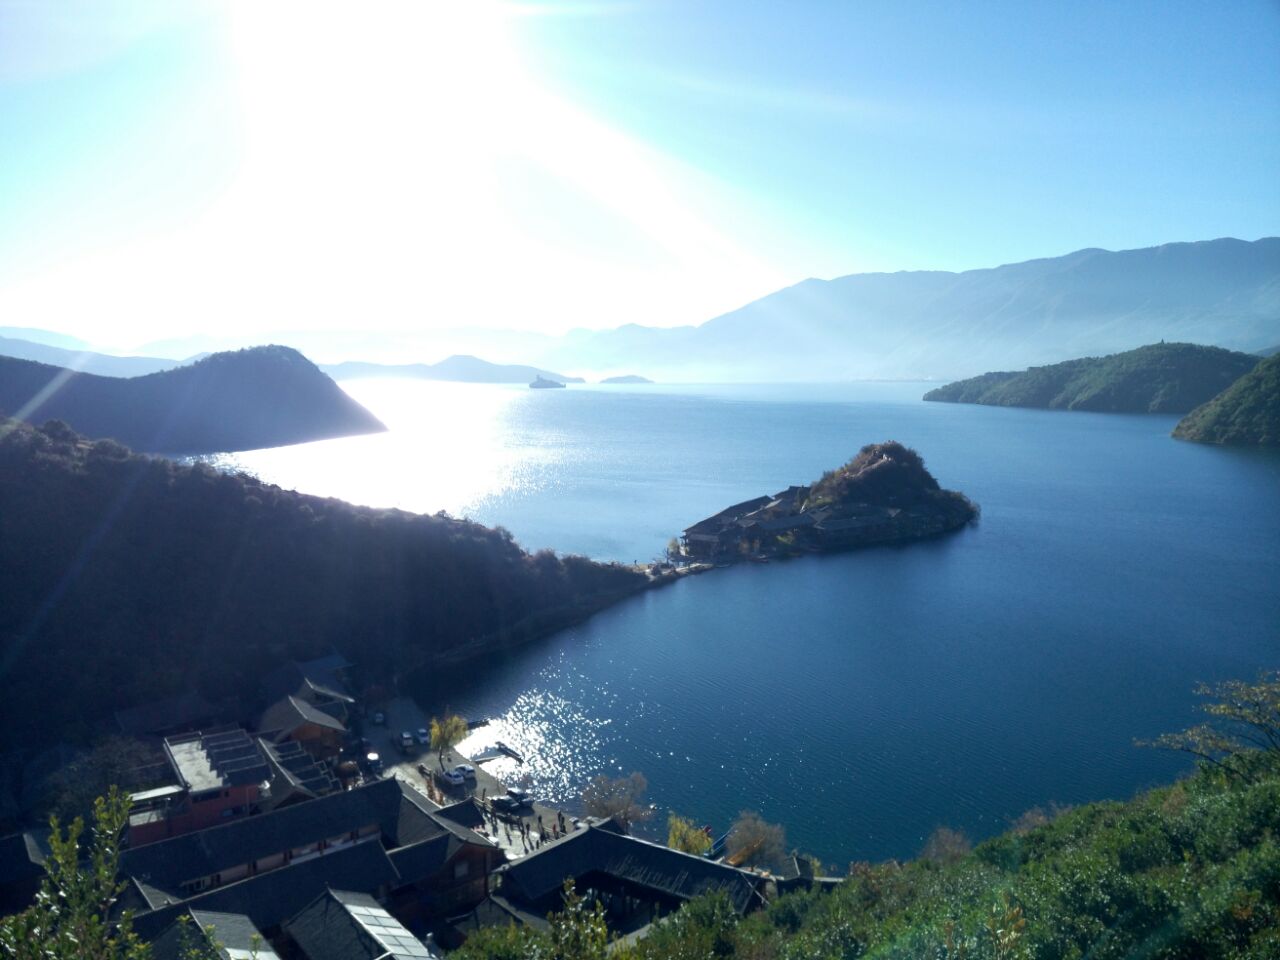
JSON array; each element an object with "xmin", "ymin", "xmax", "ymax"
[
  {"xmin": 285, "ymin": 888, "xmax": 436, "ymax": 959},
  {"xmin": 500, "ymin": 823, "xmax": 763, "ymax": 914},
  {"xmin": 132, "ymin": 840, "xmax": 400, "ymax": 941},
  {"xmin": 120, "ymin": 779, "xmax": 440, "ymax": 900},
  {"xmin": 150, "ymin": 908, "xmax": 281, "ymax": 960},
  {"xmin": 0, "ymin": 829, "xmax": 49, "ymax": 886},
  {"xmin": 164, "ymin": 727, "xmax": 270, "ymax": 793},
  {"xmin": 261, "ymin": 659, "xmax": 354, "ymax": 710},
  {"xmin": 258, "ymin": 695, "xmax": 347, "ymax": 739},
  {"xmin": 259, "ymin": 739, "xmax": 340, "ymax": 808}
]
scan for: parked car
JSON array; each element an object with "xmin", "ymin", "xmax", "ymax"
[
  {"xmin": 452, "ymin": 763, "xmax": 476, "ymax": 779},
  {"xmin": 440, "ymin": 769, "xmax": 466, "ymax": 787},
  {"xmin": 506, "ymin": 786, "xmax": 531, "ymax": 805},
  {"xmin": 365, "ymin": 752, "xmax": 382, "ymax": 776},
  {"xmin": 399, "ymin": 731, "xmax": 415, "ymax": 752},
  {"xmin": 416, "ymin": 727, "xmax": 430, "ymax": 745},
  {"xmin": 372, "ymin": 711, "xmax": 385, "ymax": 726},
  {"xmin": 491, "ymin": 795, "xmax": 522, "ymax": 813}
]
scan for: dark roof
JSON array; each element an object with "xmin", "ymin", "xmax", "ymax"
[
  {"xmin": 449, "ymin": 893, "xmax": 549, "ymax": 936},
  {"xmin": 259, "ymin": 739, "xmax": 340, "ymax": 808},
  {"xmin": 261, "ymin": 658, "xmax": 353, "ymax": 709},
  {"xmin": 116, "ymin": 691, "xmax": 224, "ymax": 737},
  {"xmin": 432, "ymin": 798, "xmax": 487, "ymax": 832},
  {"xmin": 500, "ymin": 823, "xmax": 762, "ymax": 914},
  {"xmin": 149, "ymin": 908, "xmax": 281, "ymax": 960},
  {"xmin": 0, "ymin": 829, "xmax": 49, "ymax": 886},
  {"xmin": 120, "ymin": 779, "xmax": 439, "ymax": 898},
  {"xmin": 132, "ymin": 840, "xmax": 400, "ymax": 941},
  {"xmin": 387, "ymin": 834, "xmax": 456, "ymax": 886},
  {"xmin": 284, "ymin": 888, "xmax": 435, "ymax": 959},
  {"xmin": 258, "ymin": 695, "xmax": 347, "ymax": 738}
]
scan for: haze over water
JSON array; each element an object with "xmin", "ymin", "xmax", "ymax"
[{"xmin": 214, "ymin": 379, "xmax": 1280, "ymax": 863}]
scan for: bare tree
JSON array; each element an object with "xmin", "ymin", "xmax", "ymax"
[
  {"xmin": 580, "ymin": 772, "xmax": 651, "ymax": 832},
  {"xmin": 727, "ymin": 810, "xmax": 786, "ymax": 871},
  {"xmin": 919, "ymin": 826, "xmax": 971, "ymax": 865}
]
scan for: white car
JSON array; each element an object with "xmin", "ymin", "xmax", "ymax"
[
  {"xmin": 451, "ymin": 763, "xmax": 476, "ymax": 780},
  {"xmin": 416, "ymin": 727, "xmax": 430, "ymax": 745},
  {"xmin": 440, "ymin": 769, "xmax": 466, "ymax": 787}
]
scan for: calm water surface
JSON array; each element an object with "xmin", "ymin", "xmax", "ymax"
[{"xmin": 214, "ymin": 380, "xmax": 1280, "ymax": 863}]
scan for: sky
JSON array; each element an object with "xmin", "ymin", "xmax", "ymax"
[{"xmin": 0, "ymin": 0, "xmax": 1277, "ymax": 354}]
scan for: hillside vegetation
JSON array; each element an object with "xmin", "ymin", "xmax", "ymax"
[
  {"xmin": 0, "ymin": 345, "xmax": 385, "ymax": 453},
  {"xmin": 0, "ymin": 418, "xmax": 647, "ymax": 752},
  {"xmin": 923, "ymin": 342, "xmax": 1260, "ymax": 413},
  {"xmin": 1173, "ymin": 353, "xmax": 1280, "ymax": 445}
]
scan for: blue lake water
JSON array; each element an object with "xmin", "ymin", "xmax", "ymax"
[{"xmin": 218, "ymin": 380, "xmax": 1280, "ymax": 864}]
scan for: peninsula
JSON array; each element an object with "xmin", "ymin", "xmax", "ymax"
[
  {"xmin": 677, "ymin": 441, "xmax": 976, "ymax": 563},
  {"xmin": 1173, "ymin": 352, "xmax": 1280, "ymax": 445},
  {"xmin": 923, "ymin": 342, "xmax": 1260, "ymax": 413}
]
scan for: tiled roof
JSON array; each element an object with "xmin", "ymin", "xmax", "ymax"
[
  {"xmin": 120, "ymin": 779, "xmax": 438, "ymax": 899},
  {"xmin": 258, "ymin": 695, "xmax": 347, "ymax": 738},
  {"xmin": 500, "ymin": 823, "xmax": 762, "ymax": 914},
  {"xmin": 132, "ymin": 841, "xmax": 400, "ymax": 941},
  {"xmin": 0, "ymin": 829, "xmax": 49, "ymax": 886},
  {"xmin": 284, "ymin": 888, "xmax": 436, "ymax": 959},
  {"xmin": 149, "ymin": 908, "xmax": 281, "ymax": 960}
]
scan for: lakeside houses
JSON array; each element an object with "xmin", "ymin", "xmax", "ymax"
[{"xmin": 0, "ymin": 650, "xmax": 817, "ymax": 955}]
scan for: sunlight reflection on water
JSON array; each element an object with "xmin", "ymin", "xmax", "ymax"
[{"xmin": 199, "ymin": 379, "xmax": 559, "ymax": 518}]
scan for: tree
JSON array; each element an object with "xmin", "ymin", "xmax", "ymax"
[
  {"xmin": 43, "ymin": 736, "xmax": 159, "ymax": 823},
  {"xmin": 667, "ymin": 812, "xmax": 712, "ymax": 856},
  {"xmin": 549, "ymin": 879, "xmax": 608, "ymax": 960},
  {"xmin": 726, "ymin": 810, "xmax": 786, "ymax": 871},
  {"xmin": 1140, "ymin": 671, "xmax": 1280, "ymax": 783},
  {"xmin": 581, "ymin": 772, "xmax": 652, "ymax": 832},
  {"xmin": 919, "ymin": 826, "xmax": 972, "ymax": 865},
  {"xmin": 430, "ymin": 714, "xmax": 468, "ymax": 769},
  {"xmin": 0, "ymin": 787, "xmax": 149, "ymax": 960}
]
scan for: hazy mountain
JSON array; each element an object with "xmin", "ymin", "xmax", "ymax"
[
  {"xmin": 0, "ymin": 346, "xmax": 385, "ymax": 453},
  {"xmin": 0, "ymin": 326, "xmax": 92, "ymax": 351},
  {"xmin": 923, "ymin": 343, "xmax": 1261, "ymax": 413},
  {"xmin": 0, "ymin": 334, "xmax": 184, "ymax": 377},
  {"xmin": 530, "ymin": 237, "xmax": 1280, "ymax": 381},
  {"xmin": 322, "ymin": 354, "xmax": 585, "ymax": 384},
  {"xmin": 1173, "ymin": 353, "xmax": 1280, "ymax": 445},
  {"xmin": 600, "ymin": 375, "xmax": 653, "ymax": 384}
]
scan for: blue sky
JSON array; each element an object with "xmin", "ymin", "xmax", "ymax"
[{"xmin": 0, "ymin": 0, "xmax": 1276, "ymax": 349}]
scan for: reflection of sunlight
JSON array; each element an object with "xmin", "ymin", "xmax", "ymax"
[{"xmin": 207, "ymin": 381, "xmax": 554, "ymax": 517}]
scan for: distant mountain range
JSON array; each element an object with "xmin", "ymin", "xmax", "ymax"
[
  {"xmin": 923, "ymin": 343, "xmax": 1261, "ymax": 413},
  {"xmin": 0, "ymin": 334, "xmax": 187, "ymax": 377},
  {"xmin": 1174, "ymin": 353, "xmax": 1280, "ymax": 445},
  {"xmin": 528, "ymin": 237, "xmax": 1280, "ymax": 381},
  {"xmin": 0, "ymin": 346, "xmax": 385, "ymax": 453},
  {"xmin": 322, "ymin": 355, "xmax": 584, "ymax": 384},
  {"xmin": 7, "ymin": 237, "xmax": 1278, "ymax": 384}
]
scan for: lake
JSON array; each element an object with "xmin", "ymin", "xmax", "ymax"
[{"xmin": 211, "ymin": 379, "xmax": 1280, "ymax": 864}]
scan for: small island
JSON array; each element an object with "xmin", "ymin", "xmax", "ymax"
[
  {"xmin": 529, "ymin": 375, "xmax": 567, "ymax": 389},
  {"xmin": 675, "ymin": 441, "xmax": 977, "ymax": 564},
  {"xmin": 600, "ymin": 374, "xmax": 653, "ymax": 384}
]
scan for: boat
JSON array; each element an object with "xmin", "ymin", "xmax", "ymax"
[
  {"xmin": 529, "ymin": 375, "xmax": 566, "ymax": 389},
  {"xmin": 495, "ymin": 740, "xmax": 525, "ymax": 763}
]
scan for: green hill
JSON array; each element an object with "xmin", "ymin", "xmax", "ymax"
[
  {"xmin": 923, "ymin": 342, "xmax": 1260, "ymax": 413},
  {"xmin": 1173, "ymin": 352, "xmax": 1280, "ymax": 445},
  {"xmin": 0, "ymin": 418, "xmax": 647, "ymax": 752},
  {"xmin": 0, "ymin": 346, "xmax": 385, "ymax": 454}
]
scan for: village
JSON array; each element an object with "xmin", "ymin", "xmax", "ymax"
[{"xmin": 0, "ymin": 652, "xmax": 833, "ymax": 958}]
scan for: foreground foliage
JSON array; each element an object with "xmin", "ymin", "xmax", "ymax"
[{"xmin": 0, "ymin": 788, "xmax": 147, "ymax": 960}]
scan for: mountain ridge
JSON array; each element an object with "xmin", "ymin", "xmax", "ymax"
[{"xmin": 0, "ymin": 346, "xmax": 385, "ymax": 453}]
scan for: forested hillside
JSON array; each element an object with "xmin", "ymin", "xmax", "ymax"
[
  {"xmin": 0, "ymin": 419, "xmax": 647, "ymax": 751},
  {"xmin": 1173, "ymin": 353, "xmax": 1280, "ymax": 445},
  {"xmin": 923, "ymin": 342, "xmax": 1259, "ymax": 413},
  {"xmin": 0, "ymin": 345, "xmax": 385, "ymax": 454}
]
